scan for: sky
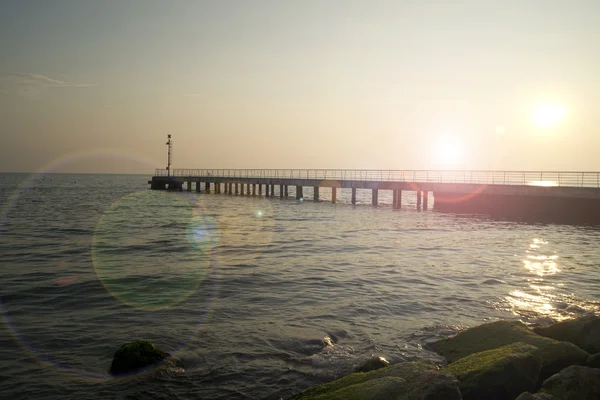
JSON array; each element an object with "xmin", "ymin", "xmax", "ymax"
[{"xmin": 1, "ymin": 0, "xmax": 599, "ymax": 174}]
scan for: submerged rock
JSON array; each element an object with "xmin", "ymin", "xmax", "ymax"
[
  {"xmin": 354, "ymin": 356, "xmax": 390, "ymax": 373},
  {"xmin": 533, "ymin": 314, "xmax": 600, "ymax": 354},
  {"xmin": 442, "ymin": 342, "xmax": 541, "ymax": 400},
  {"xmin": 109, "ymin": 340, "xmax": 170, "ymax": 375},
  {"xmin": 430, "ymin": 320, "xmax": 588, "ymax": 381},
  {"xmin": 539, "ymin": 365, "xmax": 600, "ymax": 400},
  {"xmin": 287, "ymin": 361, "xmax": 460, "ymax": 400}
]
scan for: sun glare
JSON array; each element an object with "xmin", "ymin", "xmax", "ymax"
[
  {"xmin": 436, "ymin": 138, "xmax": 462, "ymax": 166},
  {"xmin": 533, "ymin": 104, "xmax": 566, "ymax": 128}
]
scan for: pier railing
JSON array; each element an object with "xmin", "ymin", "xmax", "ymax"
[{"xmin": 153, "ymin": 169, "xmax": 600, "ymax": 188}]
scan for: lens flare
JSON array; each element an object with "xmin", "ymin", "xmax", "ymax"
[
  {"xmin": 0, "ymin": 151, "xmax": 217, "ymax": 381},
  {"xmin": 93, "ymin": 191, "xmax": 217, "ymax": 310}
]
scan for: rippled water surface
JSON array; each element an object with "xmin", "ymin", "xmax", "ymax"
[{"xmin": 1, "ymin": 173, "xmax": 599, "ymax": 399}]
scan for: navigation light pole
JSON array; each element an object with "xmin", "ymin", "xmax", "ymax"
[{"xmin": 166, "ymin": 134, "xmax": 172, "ymax": 177}]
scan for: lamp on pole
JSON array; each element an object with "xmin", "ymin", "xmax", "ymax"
[{"xmin": 166, "ymin": 134, "xmax": 172, "ymax": 177}]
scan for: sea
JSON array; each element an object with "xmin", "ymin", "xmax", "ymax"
[{"xmin": 1, "ymin": 173, "xmax": 599, "ymax": 399}]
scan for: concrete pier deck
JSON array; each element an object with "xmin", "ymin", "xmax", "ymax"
[{"xmin": 149, "ymin": 169, "xmax": 600, "ymax": 224}]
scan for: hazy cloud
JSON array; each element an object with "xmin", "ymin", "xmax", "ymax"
[
  {"xmin": 0, "ymin": 73, "xmax": 95, "ymax": 99},
  {"xmin": 5, "ymin": 73, "xmax": 95, "ymax": 87},
  {"xmin": 184, "ymin": 93, "xmax": 203, "ymax": 97}
]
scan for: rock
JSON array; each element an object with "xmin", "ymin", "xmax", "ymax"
[
  {"xmin": 298, "ymin": 376, "xmax": 408, "ymax": 400},
  {"xmin": 354, "ymin": 356, "xmax": 390, "ymax": 373},
  {"xmin": 430, "ymin": 320, "xmax": 588, "ymax": 381},
  {"xmin": 539, "ymin": 341, "xmax": 589, "ymax": 381},
  {"xmin": 539, "ymin": 365, "xmax": 600, "ymax": 400},
  {"xmin": 588, "ymin": 353, "xmax": 600, "ymax": 368},
  {"xmin": 515, "ymin": 392, "xmax": 555, "ymax": 400},
  {"xmin": 442, "ymin": 342, "xmax": 542, "ymax": 400},
  {"xmin": 533, "ymin": 314, "xmax": 600, "ymax": 354},
  {"xmin": 287, "ymin": 361, "xmax": 461, "ymax": 400},
  {"xmin": 109, "ymin": 340, "xmax": 170, "ymax": 375},
  {"xmin": 400, "ymin": 370, "xmax": 462, "ymax": 400},
  {"xmin": 430, "ymin": 321, "xmax": 553, "ymax": 364}
]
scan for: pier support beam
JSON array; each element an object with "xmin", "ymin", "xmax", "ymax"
[
  {"xmin": 331, "ymin": 187, "xmax": 337, "ymax": 203},
  {"xmin": 196, "ymin": 181, "xmax": 201, "ymax": 193},
  {"xmin": 423, "ymin": 191, "xmax": 429, "ymax": 210},
  {"xmin": 372, "ymin": 189, "xmax": 378, "ymax": 207},
  {"xmin": 393, "ymin": 190, "xmax": 402, "ymax": 209},
  {"xmin": 417, "ymin": 190, "xmax": 422, "ymax": 209},
  {"xmin": 285, "ymin": 185, "xmax": 289, "ymax": 197},
  {"xmin": 205, "ymin": 182, "xmax": 210, "ymax": 193},
  {"xmin": 351, "ymin": 188, "xmax": 357, "ymax": 205},
  {"xmin": 280, "ymin": 185, "xmax": 284, "ymax": 199},
  {"xmin": 271, "ymin": 184, "xmax": 275, "ymax": 198},
  {"xmin": 252, "ymin": 184, "xmax": 256, "ymax": 196},
  {"xmin": 296, "ymin": 186, "xmax": 303, "ymax": 200},
  {"xmin": 314, "ymin": 187, "xmax": 319, "ymax": 202},
  {"xmin": 187, "ymin": 180, "xmax": 192, "ymax": 192},
  {"xmin": 235, "ymin": 183, "xmax": 239, "ymax": 195},
  {"xmin": 266, "ymin": 184, "xmax": 270, "ymax": 197},
  {"xmin": 259, "ymin": 184, "xmax": 263, "ymax": 196}
]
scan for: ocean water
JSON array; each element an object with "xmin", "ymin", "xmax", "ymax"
[{"xmin": 1, "ymin": 173, "xmax": 599, "ymax": 399}]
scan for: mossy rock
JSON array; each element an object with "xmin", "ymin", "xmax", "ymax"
[
  {"xmin": 109, "ymin": 340, "xmax": 170, "ymax": 375},
  {"xmin": 539, "ymin": 340, "xmax": 589, "ymax": 380},
  {"xmin": 430, "ymin": 321, "xmax": 553, "ymax": 363},
  {"xmin": 398, "ymin": 370, "xmax": 462, "ymax": 400},
  {"xmin": 289, "ymin": 362, "xmax": 460, "ymax": 400},
  {"xmin": 354, "ymin": 356, "xmax": 390, "ymax": 373},
  {"xmin": 301, "ymin": 376, "xmax": 407, "ymax": 400},
  {"xmin": 533, "ymin": 315, "xmax": 600, "ymax": 354},
  {"xmin": 430, "ymin": 320, "xmax": 588, "ymax": 381},
  {"xmin": 442, "ymin": 342, "xmax": 542, "ymax": 400},
  {"xmin": 538, "ymin": 365, "xmax": 600, "ymax": 400},
  {"xmin": 515, "ymin": 392, "xmax": 555, "ymax": 400},
  {"xmin": 588, "ymin": 353, "xmax": 600, "ymax": 368},
  {"xmin": 288, "ymin": 367, "xmax": 460, "ymax": 400}
]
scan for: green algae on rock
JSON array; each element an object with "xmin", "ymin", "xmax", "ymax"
[
  {"xmin": 109, "ymin": 340, "xmax": 170, "ymax": 375},
  {"xmin": 442, "ymin": 342, "xmax": 542, "ymax": 400},
  {"xmin": 533, "ymin": 314, "xmax": 600, "ymax": 354},
  {"xmin": 287, "ymin": 362, "xmax": 460, "ymax": 400},
  {"xmin": 538, "ymin": 365, "xmax": 600, "ymax": 400}
]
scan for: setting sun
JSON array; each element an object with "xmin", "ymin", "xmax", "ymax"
[
  {"xmin": 436, "ymin": 138, "xmax": 462, "ymax": 166},
  {"xmin": 533, "ymin": 103, "xmax": 566, "ymax": 128}
]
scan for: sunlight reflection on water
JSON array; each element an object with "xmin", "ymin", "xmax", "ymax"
[{"xmin": 506, "ymin": 237, "xmax": 567, "ymax": 321}]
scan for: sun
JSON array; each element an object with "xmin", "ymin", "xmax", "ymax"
[
  {"xmin": 436, "ymin": 137, "xmax": 462, "ymax": 166},
  {"xmin": 533, "ymin": 103, "xmax": 566, "ymax": 128}
]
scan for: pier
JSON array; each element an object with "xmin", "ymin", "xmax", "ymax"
[{"xmin": 149, "ymin": 169, "xmax": 600, "ymax": 224}]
